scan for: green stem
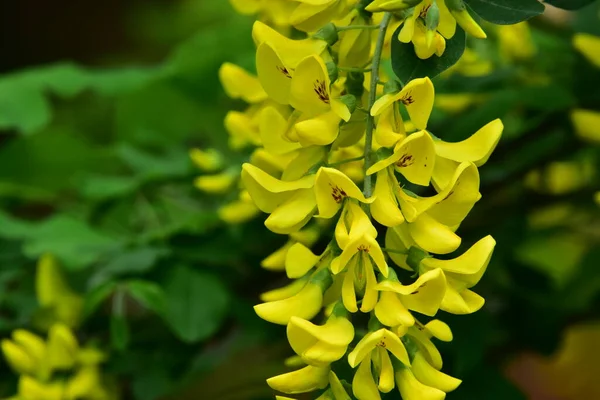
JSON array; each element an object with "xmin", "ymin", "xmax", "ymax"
[
  {"xmin": 338, "ymin": 66, "xmax": 371, "ymax": 73},
  {"xmin": 327, "ymin": 155, "xmax": 365, "ymax": 167},
  {"xmin": 337, "ymin": 25, "xmax": 379, "ymax": 32},
  {"xmin": 381, "ymin": 247, "xmax": 408, "ymax": 255},
  {"xmin": 363, "ymin": 12, "xmax": 392, "ymax": 198}
]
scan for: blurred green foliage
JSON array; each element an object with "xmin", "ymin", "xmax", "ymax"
[{"xmin": 0, "ymin": 1, "xmax": 599, "ymax": 399}]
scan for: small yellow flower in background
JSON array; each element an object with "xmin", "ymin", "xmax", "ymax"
[
  {"xmin": 571, "ymin": 109, "xmax": 600, "ymax": 144},
  {"xmin": 219, "ymin": 62, "xmax": 267, "ymax": 104},
  {"xmin": 525, "ymin": 158, "xmax": 595, "ymax": 195},
  {"xmin": 189, "ymin": 148, "xmax": 223, "ymax": 172},
  {"xmin": 497, "ymin": 22, "xmax": 536, "ymax": 61},
  {"xmin": 573, "ymin": 33, "xmax": 600, "ymax": 68},
  {"xmin": 229, "ymin": 0, "xmax": 296, "ymax": 27}
]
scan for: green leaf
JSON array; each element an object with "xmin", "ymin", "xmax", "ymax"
[
  {"xmin": 110, "ymin": 315, "xmax": 130, "ymax": 351},
  {"xmin": 127, "ymin": 280, "xmax": 166, "ymax": 315},
  {"xmin": 89, "ymin": 247, "xmax": 168, "ymax": 288},
  {"xmin": 391, "ymin": 26, "xmax": 466, "ymax": 83},
  {"xmin": 83, "ymin": 281, "xmax": 117, "ymax": 318},
  {"xmin": 78, "ymin": 175, "xmax": 141, "ymax": 201},
  {"xmin": 21, "ymin": 215, "xmax": 124, "ymax": 270},
  {"xmin": 544, "ymin": 0, "xmax": 596, "ymax": 10},
  {"xmin": 164, "ymin": 266, "xmax": 230, "ymax": 343},
  {"xmin": 464, "ymin": 0, "xmax": 545, "ymax": 24}
]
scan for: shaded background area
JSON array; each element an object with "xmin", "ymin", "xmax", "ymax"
[{"xmin": 0, "ymin": 0, "xmax": 599, "ymax": 399}]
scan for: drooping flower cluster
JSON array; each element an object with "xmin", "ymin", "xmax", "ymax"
[{"xmin": 219, "ymin": 1, "xmax": 504, "ymax": 399}]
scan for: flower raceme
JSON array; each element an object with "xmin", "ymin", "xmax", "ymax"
[{"xmin": 219, "ymin": 1, "xmax": 505, "ymax": 399}]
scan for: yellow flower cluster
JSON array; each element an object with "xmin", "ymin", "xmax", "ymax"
[
  {"xmin": 1, "ymin": 324, "xmax": 116, "ymax": 400},
  {"xmin": 1, "ymin": 255, "xmax": 117, "ymax": 400},
  {"xmin": 220, "ymin": 1, "xmax": 504, "ymax": 399}
]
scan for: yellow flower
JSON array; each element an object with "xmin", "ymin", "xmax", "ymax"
[
  {"xmin": 267, "ymin": 364, "xmax": 330, "ymax": 394},
  {"xmin": 442, "ymin": 0, "xmax": 486, "ymax": 39},
  {"xmin": 18, "ymin": 376, "xmax": 65, "ymax": 400},
  {"xmin": 189, "ymin": 148, "xmax": 223, "ymax": 172},
  {"xmin": 366, "ymin": 0, "xmax": 423, "ymax": 12},
  {"xmin": 230, "ymin": 0, "xmax": 296, "ymax": 26},
  {"xmin": 338, "ymin": 15, "xmax": 372, "ymax": 68},
  {"xmin": 371, "ymin": 169, "xmax": 405, "ymax": 227},
  {"xmin": 260, "ymin": 276, "xmax": 310, "ymax": 302},
  {"xmin": 286, "ymin": 304, "xmax": 354, "ymax": 366},
  {"xmin": 348, "ymin": 329, "xmax": 411, "ymax": 396},
  {"xmin": 224, "ymin": 108, "xmax": 262, "ymax": 149},
  {"xmin": 412, "ymin": 352, "xmax": 462, "ymax": 392},
  {"xmin": 241, "ymin": 163, "xmax": 317, "ymax": 234},
  {"xmin": 217, "ymin": 195, "xmax": 260, "ymax": 224},
  {"xmin": 47, "ymin": 323, "xmax": 79, "ymax": 371},
  {"xmin": 314, "ymin": 167, "xmax": 373, "ymax": 219},
  {"xmin": 573, "ymin": 33, "xmax": 600, "ymax": 68},
  {"xmin": 218, "ymin": 62, "xmax": 267, "ymax": 104},
  {"xmin": 36, "ymin": 254, "xmax": 83, "ymax": 329},
  {"xmin": 254, "ymin": 269, "xmax": 332, "ymax": 325},
  {"xmin": 375, "ymin": 268, "xmax": 447, "ymax": 327},
  {"xmin": 497, "ymin": 22, "xmax": 536, "ymax": 61},
  {"xmin": 411, "ymin": 21, "xmax": 446, "ymax": 60},
  {"xmin": 395, "ymin": 365, "xmax": 446, "ymax": 400},
  {"xmin": 571, "ymin": 109, "xmax": 600, "ymax": 144},
  {"xmin": 258, "ymin": 106, "xmax": 301, "ymax": 154},
  {"xmin": 1, "ymin": 332, "xmax": 45, "ymax": 377},
  {"xmin": 290, "ymin": 0, "xmax": 349, "ymax": 32},
  {"xmin": 420, "ymin": 235, "xmax": 496, "ymax": 314},
  {"xmin": 193, "ymin": 172, "xmax": 236, "ymax": 194},
  {"xmin": 371, "ymin": 77, "xmax": 435, "ymax": 130},
  {"xmin": 374, "ymin": 102, "xmax": 406, "ymax": 148},
  {"xmin": 285, "ymin": 242, "xmax": 323, "ymax": 278},
  {"xmin": 331, "ymin": 203, "xmax": 389, "ymax": 312}
]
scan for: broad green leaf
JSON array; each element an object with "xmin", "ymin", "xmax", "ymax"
[
  {"xmin": 164, "ymin": 266, "xmax": 230, "ymax": 343},
  {"xmin": 545, "ymin": 0, "xmax": 596, "ymax": 10},
  {"xmin": 89, "ymin": 247, "xmax": 168, "ymax": 288},
  {"xmin": 464, "ymin": 0, "xmax": 545, "ymax": 24},
  {"xmin": 0, "ymin": 211, "xmax": 36, "ymax": 240},
  {"xmin": 22, "ymin": 215, "xmax": 124, "ymax": 270},
  {"xmin": 391, "ymin": 26, "xmax": 466, "ymax": 83},
  {"xmin": 127, "ymin": 280, "xmax": 166, "ymax": 315},
  {"xmin": 78, "ymin": 175, "xmax": 141, "ymax": 201}
]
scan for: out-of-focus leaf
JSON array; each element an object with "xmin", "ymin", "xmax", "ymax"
[
  {"xmin": 116, "ymin": 144, "xmax": 192, "ymax": 180},
  {"xmin": 78, "ymin": 175, "xmax": 141, "ymax": 201},
  {"xmin": 89, "ymin": 247, "xmax": 168, "ymax": 288},
  {"xmin": 545, "ymin": 0, "xmax": 596, "ymax": 10},
  {"xmin": 164, "ymin": 266, "xmax": 230, "ymax": 343},
  {"xmin": 391, "ymin": 26, "xmax": 466, "ymax": 83},
  {"xmin": 83, "ymin": 281, "xmax": 118, "ymax": 318},
  {"xmin": 0, "ymin": 211, "xmax": 36, "ymax": 239},
  {"xmin": 127, "ymin": 280, "xmax": 166, "ymax": 315},
  {"xmin": 464, "ymin": 0, "xmax": 545, "ymax": 24},
  {"xmin": 22, "ymin": 215, "xmax": 124, "ymax": 270}
]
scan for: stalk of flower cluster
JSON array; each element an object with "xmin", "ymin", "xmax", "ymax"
[{"xmin": 364, "ymin": 12, "xmax": 392, "ymax": 198}]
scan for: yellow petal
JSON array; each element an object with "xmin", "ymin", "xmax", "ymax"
[
  {"xmin": 218, "ymin": 199, "xmax": 259, "ymax": 224},
  {"xmin": 377, "ymin": 347, "xmax": 394, "ymax": 393},
  {"xmin": 261, "ymin": 242, "xmax": 293, "ymax": 271},
  {"xmin": 348, "ymin": 329, "xmax": 410, "ymax": 368},
  {"xmin": 315, "ymin": 167, "xmax": 372, "ymax": 219},
  {"xmin": 424, "ymin": 320, "xmax": 453, "ymax": 342},
  {"xmin": 408, "ymin": 213, "xmax": 462, "ymax": 254},
  {"xmin": 377, "ymin": 268, "xmax": 447, "ymax": 316},
  {"xmin": 225, "ymin": 111, "xmax": 261, "ymax": 148},
  {"xmin": 47, "ymin": 324, "xmax": 79, "ymax": 370},
  {"xmin": 342, "ymin": 262, "xmax": 359, "ymax": 313},
  {"xmin": 219, "ymin": 62, "xmax": 267, "ymax": 103},
  {"xmin": 290, "ymin": 55, "xmax": 333, "ymax": 118},
  {"xmin": 449, "ymin": 8, "xmax": 486, "ymax": 39},
  {"xmin": 440, "ymin": 285, "xmax": 485, "ymax": 315},
  {"xmin": 256, "ymin": 42, "xmax": 293, "ymax": 104},
  {"xmin": 426, "ymin": 161, "xmax": 480, "ymax": 227},
  {"xmin": 330, "ymin": 371, "xmax": 352, "ymax": 400},
  {"xmin": 368, "ymin": 131, "xmax": 436, "ymax": 187},
  {"xmin": 282, "ymin": 146, "xmax": 327, "ymax": 181},
  {"xmin": 265, "ymin": 188, "xmax": 317, "ymax": 234},
  {"xmin": 412, "ymin": 352, "xmax": 462, "ymax": 392},
  {"xmin": 573, "ymin": 33, "xmax": 600, "ymax": 68},
  {"xmin": 395, "ymin": 366, "xmax": 446, "ymax": 400},
  {"xmin": 252, "ymin": 21, "xmax": 327, "ymax": 68},
  {"xmin": 291, "ymin": 1, "xmax": 344, "ymax": 33},
  {"xmin": 385, "ymin": 225, "xmax": 414, "ymax": 271},
  {"xmin": 431, "ymin": 156, "xmax": 459, "ymax": 192},
  {"xmin": 1, "ymin": 339, "xmax": 36, "ymax": 375},
  {"xmin": 288, "ymin": 314, "xmax": 354, "ymax": 347},
  {"xmin": 571, "ymin": 109, "xmax": 600, "ymax": 144},
  {"xmin": 352, "ymin": 354, "xmax": 381, "ymax": 400},
  {"xmin": 267, "ymin": 365, "xmax": 330, "ymax": 394},
  {"xmin": 254, "ymin": 281, "xmax": 324, "ymax": 325},
  {"xmin": 437, "ymin": 0, "xmax": 457, "ymax": 39},
  {"xmin": 421, "ymin": 235, "xmax": 495, "ymax": 287},
  {"xmin": 193, "ymin": 172, "xmax": 236, "ymax": 194},
  {"xmin": 339, "ymin": 16, "xmax": 372, "ymax": 68},
  {"xmin": 241, "ymin": 163, "xmax": 314, "ymax": 213},
  {"xmin": 374, "ymin": 291, "xmax": 415, "ymax": 327},
  {"xmin": 375, "ymin": 104, "xmax": 406, "ymax": 148},
  {"xmin": 259, "ymin": 106, "xmax": 301, "ymax": 154},
  {"xmin": 286, "ymin": 243, "xmax": 321, "ymax": 279},
  {"xmin": 260, "ymin": 277, "xmax": 308, "ymax": 302},
  {"xmin": 407, "ymin": 327, "xmax": 443, "ymax": 370},
  {"xmin": 189, "ymin": 148, "xmax": 222, "ymax": 172},
  {"xmin": 371, "ymin": 170, "xmax": 405, "ymax": 227},
  {"xmin": 65, "ymin": 365, "xmax": 101, "ymax": 399},
  {"xmin": 18, "ymin": 376, "xmax": 65, "ymax": 400},
  {"xmin": 360, "ymin": 255, "xmax": 381, "ymax": 313},
  {"xmin": 294, "ymin": 111, "xmax": 341, "ymax": 146},
  {"xmin": 434, "ymin": 119, "xmax": 503, "ymax": 166}
]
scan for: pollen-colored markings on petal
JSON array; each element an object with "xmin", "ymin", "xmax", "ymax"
[
  {"xmin": 330, "ymin": 184, "xmax": 347, "ymax": 203},
  {"xmin": 420, "ymin": 4, "xmax": 431, "ymax": 18},
  {"xmin": 377, "ymin": 340, "xmax": 387, "ymax": 348},
  {"xmin": 441, "ymin": 189, "xmax": 455, "ymax": 202},
  {"xmin": 357, "ymin": 245, "xmax": 370, "ymax": 253},
  {"xmin": 400, "ymin": 91, "xmax": 415, "ymax": 105},
  {"xmin": 277, "ymin": 65, "xmax": 292, "ymax": 78},
  {"xmin": 411, "ymin": 282, "xmax": 426, "ymax": 295},
  {"xmin": 396, "ymin": 154, "xmax": 415, "ymax": 168},
  {"xmin": 314, "ymin": 80, "xmax": 330, "ymax": 104}
]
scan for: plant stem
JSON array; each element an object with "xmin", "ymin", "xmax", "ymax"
[
  {"xmin": 338, "ymin": 66, "xmax": 371, "ymax": 73},
  {"xmin": 328, "ymin": 155, "xmax": 365, "ymax": 167},
  {"xmin": 337, "ymin": 25, "xmax": 379, "ymax": 32},
  {"xmin": 363, "ymin": 12, "xmax": 392, "ymax": 198}
]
